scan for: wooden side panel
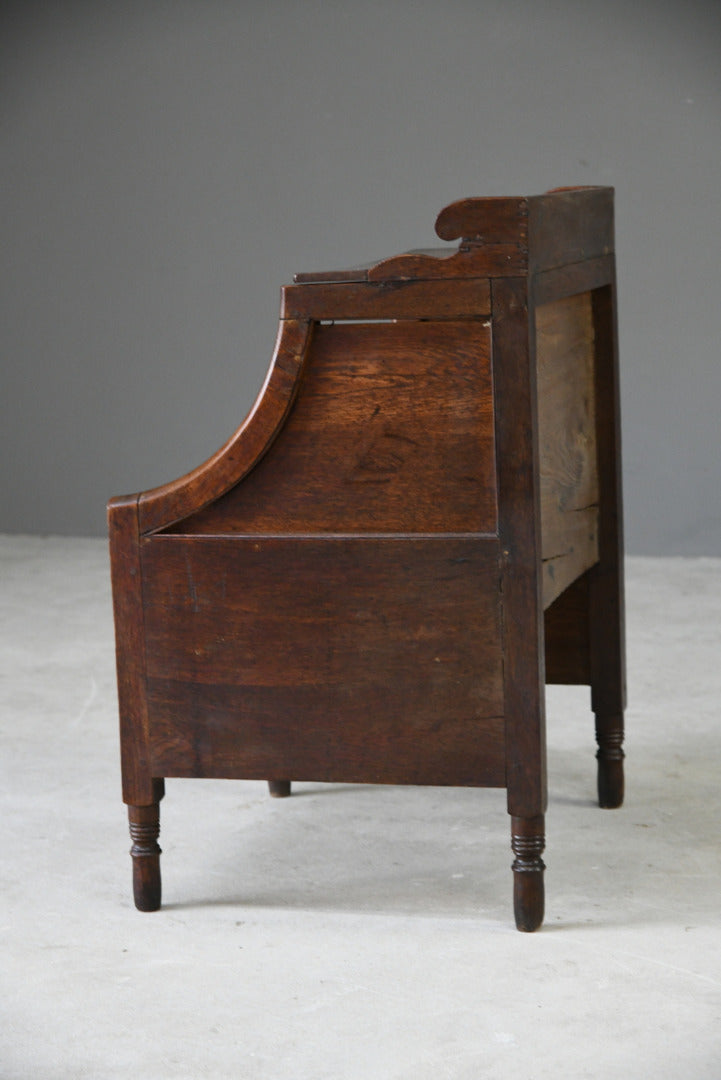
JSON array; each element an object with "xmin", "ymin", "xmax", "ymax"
[
  {"xmin": 141, "ymin": 535, "xmax": 506, "ymax": 787},
  {"xmin": 543, "ymin": 572, "xmax": 591, "ymax": 685},
  {"xmin": 536, "ymin": 292, "xmax": 599, "ymax": 607},
  {"xmin": 166, "ymin": 320, "xmax": 496, "ymax": 536}
]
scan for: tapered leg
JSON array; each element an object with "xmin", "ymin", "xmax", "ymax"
[
  {"xmin": 268, "ymin": 780, "xmax": 291, "ymax": 798},
  {"xmin": 511, "ymin": 815, "xmax": 545, "ymax": 932},
  {"xmin": 128, "ymin": 802, "xmax": 161, "ymax": 911}
]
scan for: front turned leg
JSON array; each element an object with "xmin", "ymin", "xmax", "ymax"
[
  {"xmin": 511, "ymin": 815, "xmax": 545, "ymax": 932},
  {"xmin": 128, "ymin": 803, "xmax": 161, "ymax": 911},
  {"xmin": 268, "ymin": 780, "xmax": 291, "ymax": 798},
  {"xmin": 595, "ymin": 713, "xmax": 625, "ymax": 809}
]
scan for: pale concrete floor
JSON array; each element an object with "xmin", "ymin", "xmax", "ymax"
[{"xmin": 2, "ymin": 536, "xmax": 721, "ymax": 1079}]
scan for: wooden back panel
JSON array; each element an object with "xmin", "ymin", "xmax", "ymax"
[{"xmin": 166, "ymin": 320, "xmax": 496, "ymax": 536}]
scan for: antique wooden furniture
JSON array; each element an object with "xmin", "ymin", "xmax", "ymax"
[{"xmin": 109, "ymin": 186, "xmax": 625, "ymax": 931}]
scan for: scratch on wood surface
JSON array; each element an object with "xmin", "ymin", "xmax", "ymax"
[{"xmin": 185, "ymin": 553, "xmax": 200, "ymax": 613}]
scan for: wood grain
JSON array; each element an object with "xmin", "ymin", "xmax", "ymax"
[
  {"xmin": 536, "ymin": 291, "xmax": 599, "ymax": 608},
  {"xmin": 528, "ymin": 188, "xmax": 614, "ymax": 274},
  {"xmin": 294, "ymin": 188, "xmax": 613, "ymax": 285},
  {"xmin": 281, "ymin": 277, "xmax": 491, "ymax": 321},
  {"xmin": 166, "ymin": 320, "xmax": 497, "ymax": 536},
  {"xmin": 491, "ymin": 276, "xmax": 547, "ymax": 819},
  {"xmin": 294, "ymin": 244, "xmax": 523, "ymax": 283},
  {"xmin": 108, "ymin": 187, "xmax": 625, "ymax": 928},
  {"xmin": 107, "ymin": 495, "xmax": 156, "ymax": 804},
  {"xmin": 435, "ymin": 196, "xmax": 528, "ymax": 245},
  {"xmin": 533, "ymin": 253, "xmax": 614, "ymax": 307},
  {"xmin": 142, "ymin": 535, "xmax": 506, "ymax": 787}
]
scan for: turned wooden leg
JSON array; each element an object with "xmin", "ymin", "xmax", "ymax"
[
  {"xmin": 128, "ymin": 803, "xmax": 161, "ymax": 911},
  {"xmin": 268, "ymin": 780, "xmax": 291, "ymax": 798},
  {"xmin": 595, "ymin": 713, "xmax": 625, "ymax": 808},
  {"xmin": 511, "ymin": 815, "xmax": 545, "ymax": 932}
]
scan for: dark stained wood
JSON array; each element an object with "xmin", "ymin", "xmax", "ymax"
[
  {"xmin": 296, "ymin": 189, "xmax": 614, "ymax": 286},
  {"xmin": 527, "ymin": 187, "xmax": 614, "ymax": 274},
  {"xmin": 533, "ymin": 253, "xmax": 614, "ymax": 306},
  {"xmin": 596, "ymin": 715, "xmax": 624, "ymax": 809},
  {"xmin": 141, "ymin": 535, "xmax": 506, "ymax": 787},
  {"xmin": 295, "ymin": 244, "xmax": 527, "ymax": 282},
  {"xmin": 435, "ymin": 187, "xmax": 614, "ymax": 277},
  {"xmin": 164, "ymin": 321, "xmax": 497, "ymax": 536},
  {"xmin": 491, "ymin": 276, "xmax": 547, "ymax": 821},
  {"xmin": 435, "ymin": 196, "xmax": 528, "ymax": 245},
  {"xmin": 128, "ymin": 802, "xmax": 162, "ymax": 912},
  {"xmin": 544, "ymin": 572, "xmax": 591, "ymax": 685},
  {"xmin": 108, "ymin": 187, "xmax": 625, "ymax": 930},
  {"xmin": 281, "ymin": 277, "xmax": 491, "ymax": 321},
  {"xmin": 589, "ymin": 278, "xmax": 626, "ymax": 808},
  {"xmin": 366, "ymin": 246, "xmax": 527, "ymax": 281},
  {"xmin": 293, "ymin": 249, "xmax": 462, "ymax": 283},
  {"xmin": 511, "ymin": 814, "xmax": 545, "ymax": 932},
  {"xmin": 107, "ymin": 495, "xmax": 157, "ymax": 805},
  {"xmin": 536, "ymin": 291, "xmax": 599, "ymax": 608}
]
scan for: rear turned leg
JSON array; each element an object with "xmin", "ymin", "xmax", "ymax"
[{"xmin": 268, "ymin": 780, "xmax": 291, "ymax": 798}]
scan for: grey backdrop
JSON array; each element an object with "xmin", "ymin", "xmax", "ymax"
[{"xmin": 3, "ymin": 0, "xmax": 720, "ymax": 553}]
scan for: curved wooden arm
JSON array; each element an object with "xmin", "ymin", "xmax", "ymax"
[{"xmin": 115, "ymin": 318, "xmax": 313, "ymax": 535}]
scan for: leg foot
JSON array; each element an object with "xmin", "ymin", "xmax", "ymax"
[
  {"xmin": 511, "ymin": 815, "xmax": 545, "ymax": 932},
  {"xmin": 268, "ymin": 780, "xmax": 291, "ymax": 798},
  {"xmin": 595, "ymin": 713, "xmax": 624, "ymax": 808},
  {"xmin": 128, "ymin": 803, "xmax": 161, "ymax": 911}
]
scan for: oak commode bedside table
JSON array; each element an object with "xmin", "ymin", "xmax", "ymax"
[{"xmin": 109, "ymin": 186, "xmax": 625, "ymax": 931}]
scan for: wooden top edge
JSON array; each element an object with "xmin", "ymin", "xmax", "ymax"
[
  {"xmin": 293, "ymin": 187, "xmax": 614, "ymax": 285},
  {"xmin": 294, "ymin": 250, "xmax": 447, "ymax": 284},
  {"xmin": 545, "ymin": 185, "xmax": 613, "ymax": 194},
  {"xmin": 435, "ymin": 187, "xmax": 613, "ymax": 241},
  {"xmin": 146, "ymin": 530, "xmax": 500, "ymax": 542},
  {"xmin": 435, "ymin": 197, "xmax": 529, "ymax": 242}
]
